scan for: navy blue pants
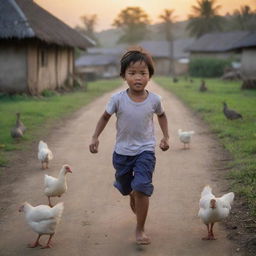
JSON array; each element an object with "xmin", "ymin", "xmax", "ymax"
[{"xmin": 112, "ymin": 151, "xmax": 156, "ymax": 196}]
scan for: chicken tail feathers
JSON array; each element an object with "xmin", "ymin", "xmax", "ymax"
[
  {"xmin": 220, "ymin": 192, "xmax": 235, "ymax": 205},
  {"xmin": 52, "ymin": 202, "xmax": 64, "ymax": 219},
  {"xmin": 39, "ymin": 140, "xmax": 48, "ymax": 150},
  {"xmin": 201, "ymin": 185, "xmax": 213, "ymax": 197}
]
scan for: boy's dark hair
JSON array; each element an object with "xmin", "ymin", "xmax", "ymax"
[{"xmin": 120, "ymin": 46, "xmax": 155, "ymax": 78}]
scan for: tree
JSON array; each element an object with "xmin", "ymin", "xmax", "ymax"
[
  {"xmin": 75, "ymin": 14, "xmax": 99, "ymax": 45},
  {"xmin": 159, "ymin": 9, "xmax": 176, "ymax": 41},
  {"xmin": 112, "ymin": 7, "xmax": 151, "ymax": 44},
  {"xmin": 230, "ymin": 5, "xmax": 256, "ymax": 31},
  {"xmin": 159, "ymin": 9, "xmax": 176, "ymax": 75},
  {"xmin": 186, "ymin": 0, "xmax": 224, "ymax": 38}
]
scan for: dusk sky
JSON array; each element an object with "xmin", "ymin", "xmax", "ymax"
[{"xmin": 35, "ymin": 0, "xmax": 256, "ymax": 32}]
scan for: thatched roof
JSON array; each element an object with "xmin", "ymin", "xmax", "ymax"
[
  {"xmin": 0, "ymin": 0, "xmax": 95, "ymax": 49},
  {"xmin": 186, "ymin": 31, "xmax": 250, "ymax": 53}
]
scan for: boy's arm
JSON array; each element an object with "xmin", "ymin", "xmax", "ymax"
[
  {"xmin": 89, "ymin": 111, "xmax": 111, "ymax": 153},
  {"xmin": 157, "ymin": 112, "xmax": 170, "ymax": 151}
]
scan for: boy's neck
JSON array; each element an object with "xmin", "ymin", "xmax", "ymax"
[{"xmin": 127, "ymin": 89, "xmax": 148, "ymax": 102}]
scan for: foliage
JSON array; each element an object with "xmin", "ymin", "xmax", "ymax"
[
  {"xmin": 41, "ymin": 89, "xmax": 58, "ymax": 97},
  {"xmin": 186, "ymin": 0, "xmax": 225, "ymax": 38},
  {"xmin": 0, "ymin": 79, "xmax": 122, "ymax": 167},
  {"xmin": 158, "ymin": 9, "xmax": 177, "ymax": 75},
  {"xmin": 158, "ymin": 9, "xmax": 176, "ymax": 41},
  {"xmin": 189, "ymin": 58, "xmax": 231, "ymax": 77},
  {"xmin": 75, "ymin": 14, "xmax": 99, "ymax": 46},
  {"xmin": 228, "ymin": 5, "xmax": 256, "ymax": 31},
  {"xmin": 155, "ymin": 76, "xmax": 256, "ymax": 215},
  {"xmin": 112, "ymin": 7, "xmax": 151, "ymax": 44}
]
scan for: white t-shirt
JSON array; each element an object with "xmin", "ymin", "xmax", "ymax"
[{"xmin": 106, "ymin": 90, "xmax": 164, "ymax": 156}]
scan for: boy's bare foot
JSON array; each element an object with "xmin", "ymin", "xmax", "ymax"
[
  {"xmin": 129, "ymin": 192, "xmax": 136, "ymax": 214},
  {"xmin": 136, "ymin": 229, "xmax": 151, "ymax": 245}
]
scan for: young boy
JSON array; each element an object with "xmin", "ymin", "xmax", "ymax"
[{"xmin": 89, "ymin": 47, "xmax": 169, "ymax": 245}]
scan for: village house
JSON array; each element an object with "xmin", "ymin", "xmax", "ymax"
[
  {"xmin": 185, "ymin": 31, "xmax": 250, "ymax": 61},
  {"xmin": 75, "ymin": 47, "xmax": 122, "ymax": 80},
  {"xmin": 232, "ymin": 31, "xmax": 256, "ymax": 80},
  {"xmin": 138, "ymin": 39, "xmax": 194, "ymax": 76},
  {"xmin": 75, "ymin": 38, "xmax": 194, "ymax": 79},
  {"xmin": 0, "ymin": 0, "xmax": 94, "ymax": 95}
]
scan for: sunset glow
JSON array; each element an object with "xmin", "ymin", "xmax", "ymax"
[{"xmin": 35, "ymin": 0, "xmax": 256, "ymax": 31}]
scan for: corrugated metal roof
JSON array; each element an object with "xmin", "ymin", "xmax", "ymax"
[
  {"xmin": 139, "ymin": 39, "xmax": 195, "ymax": 59},
  {"xmin": 85, "ymin": 39, "xmax": 194, "ymax": 60},
  {"xmin": 186, "ymin": 31, "xmax": 250, "ymax": 52},
  {"xmin": 232, "ymin": 31, "xmax": 256, "ymax": 49},
  {"xmin": 75, "ymin": 54, "xmax": 118, "ymax": 66},
  {"xmin": 0, "ymin": 0, "xmax": 95, "ymax": 49}
]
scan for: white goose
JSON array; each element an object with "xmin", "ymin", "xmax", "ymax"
[
  {"xmin": 44, "ymin": 165, "xmax": 72, "ymax": 207},
  {"xmin": 198, "ymin": 185, "xmax": 234, "ymax": 240},
  {"xmin": 19, "ymin": 202, "xmax": 64, "ymax": 248},
  {"xmin": 38, "ymin": 140, "xmax": 53, "ymax": 169}
]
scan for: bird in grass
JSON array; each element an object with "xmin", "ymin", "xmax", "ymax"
[
  {"xmin": 16, "ymin": 112, "xmax": 26, "ymax": 133},
  {"xmin": 223, "ymin": 102, "xmax": 242, "ymax": 120},
  {"xmin": 198, "ymin": 185, "xmax": 234, "ymax": 240},
  {"xmin": 199, "ymin": 80, "xmax": 207, "ymax": 92},
  {"xmin": 10, "ymin": 113, "xmax": 25, "ymax": 139}
]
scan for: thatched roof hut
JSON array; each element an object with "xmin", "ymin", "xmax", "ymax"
[
  {"xmin": 0, "ymin": 0, "xmax": 94, "ymax": 48},
  {"xmin": 0, "ymin": 0, "xmax": 94, "ymax": 94}
]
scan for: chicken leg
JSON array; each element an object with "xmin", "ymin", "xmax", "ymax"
[
  {"xmin": 47, "ymin": 196, "xmax": 53, "ymax": 207},
  {"xmin": 41, "ymin": 234, "xmax": 54, "ymax": 249},
  {"xmin": 27, "ymin": 234, "xmax": 42, "ymax": 248},
  {"xmin": 202, "ymin": 223, "xmax": 216, "ymax": 240}
]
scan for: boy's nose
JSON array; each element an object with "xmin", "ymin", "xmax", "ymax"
[{"xmin": 134, "ymin": 74, "xmax": 142, "ymax": 79}]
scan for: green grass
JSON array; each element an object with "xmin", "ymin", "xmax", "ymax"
[
  {"xmin": 155, "ymin": 76, "xmax": 256, "ymax": 215},
  {"xmin": 0, "ymin": 79, "xmax": 122, "ymax": 166}
]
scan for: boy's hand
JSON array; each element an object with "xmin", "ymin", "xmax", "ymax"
[
  {"xmin": 89, "ymin": 137, "xmax": 99, "ymax": 153},
  {"xmin": 159, "ymin": 137, "xmax": 169, "ymax": 151}
]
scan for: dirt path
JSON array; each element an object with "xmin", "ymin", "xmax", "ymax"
[{"xmin": 0, "ymin": 81, "xmax": 241, "ymax": 256}]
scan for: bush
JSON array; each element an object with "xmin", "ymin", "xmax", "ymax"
[
  {"xmin": 41, "ymin": 89, "xmax": 58, "ymax": 97},
  {"xmin": 189, "ymin": 58, "xmax": 231, "ymax": 78}
]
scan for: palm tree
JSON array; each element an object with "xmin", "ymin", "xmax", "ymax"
[
  {"xmin": 159, "ymin": 9, "xmax": 176, "ymax": 75},
  {"xmin": 231, "ymin": 5, "xmax": 256, "ymax": 31},
  {"xmin": 186, "ymin": 0, "xmax": 224, "ymax": 38}
]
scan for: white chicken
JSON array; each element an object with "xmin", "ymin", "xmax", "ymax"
[
  {"xmin": 178, "ymin": 129, "xmax": 195, "ymax": 149},
  {"xmin": 44, "ymin": 165, "xmax": 72, "ymax": 207},
  {"xmin": 38, "ymin": 140, "xmax": 53, "ymax": 169},
  {"xmin": 198, "ymin": 185, "xmax": 234, "ymax": 240},
  {"xmin": 19, "ymin": 202, "xmax": 64, "ymax": 248}
]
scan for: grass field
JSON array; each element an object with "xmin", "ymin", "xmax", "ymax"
[
  {"xmin": 155, "ymin": 76, "xmax": 256, "ymax": 215},
  {"xmin": 0, "ymin": 79, "xmax": 122, "ymax": 166}
]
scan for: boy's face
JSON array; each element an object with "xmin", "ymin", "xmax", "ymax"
[{"xmin": 124, "ymin": 61, "xmax": 150, "ymax": 93}]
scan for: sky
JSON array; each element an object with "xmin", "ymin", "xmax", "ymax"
[{"xmin": 35, "ymin": 0, "xmax": 256, "ymax": 32}]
